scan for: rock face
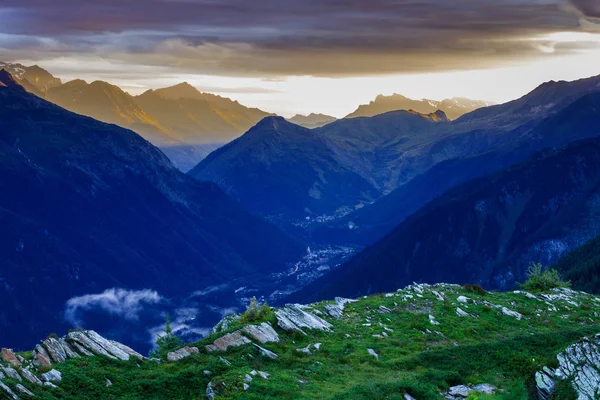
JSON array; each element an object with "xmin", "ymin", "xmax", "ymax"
[
  {"xmin": 1, "ymin": 349, "xmax": 20, "ymax": 367},
  {"xmin": 275, "ymin": 304, "xmax": 333, "ymax": 335},
  {"xmin": 166, "ymin": 346, "xmax": 199, "ymax": 362},
  {"xmin": 30, "ymin": 331, "xmax": 142, "ymax": 368},
  {"xmin": 242, "ymin": 323, "xmax": 280, "ymax": 344},
  {"xmin": 536, "ymin": 334, "xmax": 600, "ymax": 400}
]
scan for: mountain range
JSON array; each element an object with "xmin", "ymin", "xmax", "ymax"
[
  {"xmin": 0, "ymin": 71, "xmax": 303, "ymax": 350},
  {"xmin": 292, "ymin": 91, "xmax": 600, "ymax": 302},
  {"xmin": 287, "ymin": 113, "xmax": 337, "ymax": 128},
  {"xmin": 345, "ymin": 93, "xmax": 492, "ymax": 120}
]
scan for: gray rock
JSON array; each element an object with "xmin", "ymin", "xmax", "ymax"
[
  {"xmin": 33, "ymin": 344, "xmax": 53, "ymax": 367},
  {"xmin": 166, "ymin": 346, "xmax": 199, "ymax": 362},
  {"xmin": 536, "ymin": 334, "xmax": 600, "ymax": 400},
  {"xmin": 501, "ymin": 307, "xmax": 523, "ymax": 320},
  {"xmin": 20, "ymin": 368, "xmax": 42, "ymax": 385},
  {"xmin": 258, "ymin": 371, "xmax": 270, "ymax": 379},
  {"xmin": 44, "ymin": 382, "xmax": 58, "ymax": 388},
  {"xmin": 1, "ymin": 348, "xmax": 21, "ymax": 367},
  {"xmin": 67, "ymin": 340, "xmax": 94, "ymax": 357},
  {"xmin": 473, "ymin": 383, "xmax": 496, "ymax": 394},
  {"xmin": 211, "ymin": 314, "xmax": 240, "ymax": 334},
  {"xmin": 106, "ymin": 378, "xmax": 113, "ymax": 387},
  {"xmin": 41, "ymin": 337, "xmax": 68, "ymax": 362},
  {"xmin": 378, "ymin": 305, "xmax": 392, "ymax": 314},
  {"xmin": 314, "ymin": 343, "xmax": 322, "ymax": 350},
  {"xmin": 253, "ymin": 344, "xmax": 278, "ymax": 359},
  {"xmin": 206, "ymin": 382, "xmax": 216, "ymax": 399},
  {"xmin": 367, "ymin": 348, "xmax": 379, "ymax": 360},
  {"xmin": 16, "ymin": 383, "xmax": 35, "ymax": 396},
  {"xmin": 296, "ymin": 345, "xmax": 312, "ymax": 354},
  {"xmin": 456, "ymin": 308, "xmax": 469, "ymax": 317},
  {"xmin": 457, "ymin": 296, "xmax": 469, "ymax": 303},
  {"xmin": 275, "ymin": 304, "xmax": 332, "ymax": 335},
  {"xmin": 108, "ymin": 340, "xmax": 143, "ymax": 359},
  {"xmin": 208, "ymin": 331, "xmax": 251, "ymax": 351},
  {"xmin": 41, "ymin": 369, "xmax": 62, "ymax": 382},
  {"xmin": 219, "ymin": 356, "xmax": 232, "ymax": 366},
  {"xmin": 404, "ymin": 394, "xmax": 416, "ymax": 400},
  {"xmin": 85, "ymin": 330, "xmax": 132, "ymax": 360},
  {"xmin": 67, "ymin": 331, "xmax": 117, "ymax": 360},
  {"xmin": 244, "ymin": 374, "xmax": 253, "ymax": 382},
  {"xmin": 0, "ymin": 381, "xmax": 18, "ymax": 400},
  {"xmin": 448, "ymin": 384, "xmax": 470, "ymax": 397},
  {"xmin": 243, "ymin": 383, "xmax": 250, "ymax": 391},
  {"xmin": 2, "ymin": 366, "xmax": 22, "ymax": 381},
  {"xmin": 59, "ymin": 338, "xmax": 81, "ymax": 359},
  {"xmin": 242, "ymin": 322, "xmax": 279, "ymax": 343}
]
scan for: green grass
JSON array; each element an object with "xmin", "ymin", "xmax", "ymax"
[{"xmin": 13, "ymin": 284, "xmax": 600, "ymax": 399}]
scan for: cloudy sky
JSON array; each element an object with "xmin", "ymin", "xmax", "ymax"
[{"xmin": 1, "ymin": 0, "xmax": 599, "ymax": 116}]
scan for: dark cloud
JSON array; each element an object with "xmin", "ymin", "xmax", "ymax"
[{"xmin": 0, "ymin": 0, "xmax": 598, "ymax": 77}]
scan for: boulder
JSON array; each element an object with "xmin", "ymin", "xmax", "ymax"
[
  {"xmin": 0, "ymin": 381, "xmax": 18, "ymax": 400},
  {"xmin": 33, "ymin": 344, "xmax": 53, "ymax": 367},
  {"xmin": 501, "ymin": 307, "xmax": 523, "ymax": 320},
  {"xmin": 206, "ymin": 382, "xmax": 216, "ymax": 399},
  {"xmin": 536, "ymin": 334, "xmax": 600, "ymax": 400},
  {"xmin": 210, "ymin": 331, "xmax": 251, "ymax": 351},
  {"xmin": 166, "ymin": 346, "xmax": 199, "ymax": 362},
  {"xmin": 16, "ymin": 383, "xmax": 35, "ymax": 396},
  {"xmin": 2, "ymin": 366, "xmax": 22, "ymax": 381},
  {"xmin": 242, "ymin": 323, "xmax": 279, "ymax": 343},
  {"xmin": 367, "ymin": 348, "xmax": 379, "ymax": 360},
  {"xmin": 20, "ymin": 368, "xmax": 42, "ymax": 385},
  {"xmin": 41, "ymin": 337, "xmax": 68, "ymax": 363},
  {"xmin": 41, "ymin": 369, "xmax": 62, "ymax": 382},
  {"xmin": 1, "ymin": 348, "xmax": 21, "ymax": 367},
  {"xmin": 456, "ymin": 308, "xmax": 469, "ymax": 317},
  {"xmin": 448, "ymin": 385, "xmax": 470, "ymax": 397},
  {"xmin": 457, "ymin": 296, "xmax": 469, "ymax": 303},
  {"xmin": 275, "ymin": 304, "xmax": 332, "ymax": 335},
  {"xmin": 253, "ymin": 344, "xmax": 278, "ymax": 359}
]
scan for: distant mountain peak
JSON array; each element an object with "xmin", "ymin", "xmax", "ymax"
[
  {"xmin": 155, "ymin": 82, "xmax": 204, "ymax": 100},
  {"xmin": 0, "ymin": 69, "xmax": 25, "ymax": 91}
]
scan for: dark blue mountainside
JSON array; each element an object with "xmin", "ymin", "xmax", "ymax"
[
  {"xmin": 313, "ymin": 75, "xmax": 600, "ymax": 246},
  {"xmin": 290, "ymin": 92, "xmax": 600, "ymax": 303},
  {"xmin": 0, "ymin": 72, "xmax": 303, "ymax": 350}
]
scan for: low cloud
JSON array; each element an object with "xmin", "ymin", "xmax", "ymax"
[{"xmin": 64, "ymin": 288, "xmax": 162, "ymax": 325}]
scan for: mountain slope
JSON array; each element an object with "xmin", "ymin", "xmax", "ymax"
[
  {"xmin": 553, "ymin": 234, "xmax": 600, "ymax": 294},
  {"xmin": 0, "ymin": 77, "xmax": 302, "ymax": 350},
  {"xmin": 189, "ymin": 117, "xmax": 379, "ymax": 219},
  {"xmin": 135, "ymin": 83, "xmax": 273, "ymax": 144},
  {"xmin": 288, "ymin": 113, "xmax": 337, "ymax": 128},
  {"xmin": 0, "ymin": 61, "xmax": 62, "ymax": 94},
  {"xmin": 345, "ymin": 94, "xmax": 490, "ymax": 120},
  {"xmin": 293, "ymin": 106, "xmax": 600, "ymax": 301},
  {"xmin": 46, "ymin": 79, "xmax": 175, "ymax": 144},
  {"xmin": 314, "ymin": 80, "xmax": 600, "ymax": 247}
]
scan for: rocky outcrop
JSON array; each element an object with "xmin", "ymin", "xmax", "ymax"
[
  {"xmin": 41, "ymin": 369, "xmax": 62, "ymax": 383},
  {"xmin": 1, "ymin": 349, "xmax": 20, "ymax": 367},
  {"xmin": 242, "ymin": 323, "xmax": 279, "ymax": 344},
  {"xmin": 167, "ymin": 346, "xmax": 199, "ymax": 362},
  {"xmin": 210, "ymin": 331, "xmax": 252, "ymax": 351},
  {"xmin": 324, "ymin": 297, "xmax": 356, "ymax": 319},
  {"xmin": 275, "ymin": 304, "xmax": 332, "ymax": 335},
  {"xmin": 536, "ymin": 334, "xmax": 600, "ymax": 400},
  {"xmin": 442, "ymin": 383, "xmax": 497, "ymax": 399}
]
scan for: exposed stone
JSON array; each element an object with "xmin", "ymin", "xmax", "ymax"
[
  {"xmin": 473, "ymin": 383, "xmax": 497, "ymax": 394},
  {"xmin": 209, "ymin": 331, "xmax": 251, "ymax": 351},
  {"xmin": 258, "ymin": 371, "xmax": 270, "ymax": 379},
  {"xmin": 41, "ymin": 369, "xmax": 62, "ymax": 382},
  {"xmin": 106, "ymin": 378, "xmax": 113, "ymax": 387},
  {"xmin": 211, "ymin": 314, "xmax": 240, "ymax": 334},
  {"xmin": 378, "ymin": 305, "xmax": 392, "ymax": 314},
  {"xmin": 536, "ymin": 334, "xmax": 600, "ymax": 400},
  {"xmin": 456, "ymin": 308, "xmax": 469, "ymax": 317},
  {"xmin": 0, "ymin": 381, "xmax": 18, "ymax": 400},
  {"xmin": 108, "ymin": 340, "xmax": 143, "ymax": 359},
  {"xmin": 296, "ymin": 345, "xmax": 312, "ymax": 354},
  {"xmin": 219, "ymin": 356, "xmax": 232, "ymax": 366},
  {"xmin": 244, "ymin": 374, "xmax": 253, "ymax": 382},
  {"xmin": 67, "ymin": 340, "xmax": 94, "ymax": 357},
  {"xmin": 33, "ymin": 344, "xmax": 53, "ymax": 367},
  {"xmin": 314, "ymin": 343, "xmax": 322, "ymax": 350},
  {"xmin": 2, "ymin": 366, "xmax": 22, "ymax": 381},
  {"xmin": 16, "ymin": 383, "xmax": 34, "ymax": 396},
  {"xmin": 429, "ymin": 314, "xmax": 440, "ymax": 325},
  {"xmin": 204, "ymin": 370, "xmax": 211, "ymax": 375},
  {"xmin": 501, "ymin": 307, "xmax": 523, "ymax": 320},
  {"xmin": 367, "ymin": 348, "xmax": 379, "ymax": 360},
  {"xmin": 1, "ymin": 348, "xmax": 21, "ymax": 367},
  {"xmin": 448, "ymin": 384, "xmax": 470, "ymax": 397},
  {"xmin": 404, "ymin": 394, "xmax": 416, "ymax": 400},
  {"xmin": 67, "ymin": 331, "xmax": 117, "ymax": 360},
  {"xmin": 42, "ymin": 337, "xmax": 68, "ymax": 363},
  {"xmin": 166, "ymin": 346, "xmax": 199, "ymax": 362},
  {"xmin": 20, "ymin": 368, "xmax": 42, "ymax": 385},
  {"xmin": 44, "ymin": 382, "xmax": 58, "ymax": 389},
  {"xmin": 59, "ymin": 338, "xmax": 81, "ymax": 359},
  {"xmin": 243, "ymin": 383, "xmax": 250, "ymax": 391},
  {"xmin": 457, "ymin": 296, "xmax": 469, "ymax": 303},
  {"xmin": 206, "ymin": 382, "xmax": 216, "ymax": 399},
  {"xmin": 325, "ymin": 297, "xmax": 356, "ymax": 319},
  {"xmin": 242, "ymin": 323, "xmax": 279, "ymax": 343},
  {"xmin": 253, "ymin": 344, "xmax": 278, "ymax": 359},
  {"xmin": 275, "ymin": 304, "xmax": 332, "ymax": 335},
  {"xmin": 85, "ymin": 330, "xmax": 133, "ymax": 360}
]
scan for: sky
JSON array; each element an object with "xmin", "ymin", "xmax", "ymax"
[{"xmin": 1, "ymin": 0, "xmax": 599, "ymax": 117}]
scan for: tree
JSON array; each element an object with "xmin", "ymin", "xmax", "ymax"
[
  {"xmin": 519, "ymin": 263, "xmax": 572, "ymax": 292},
  {"xmin": 150, "ymin": 314, "xmax": 184, "ymax": 359}
]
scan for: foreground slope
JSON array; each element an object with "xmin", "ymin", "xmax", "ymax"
[
  {"xmin": 3, "ymin": 283, "xmax": 600, "ymax": 399},
  {"xmin": 0, "ymin": 77, "xmax": 302, "ymax": 349},
  {"xmin": 296, "ymin": 106, "xmax": 600, "ymax": 301}
]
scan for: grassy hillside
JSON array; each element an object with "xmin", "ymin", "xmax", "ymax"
[{"xmin": 7, "ymin": 283, "xmax": 600, "ymax": 399}]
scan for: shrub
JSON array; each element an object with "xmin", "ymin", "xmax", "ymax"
[
  {"xmin": 519, "ymin": 263, "xmax": 572, "ymax": 292},
  {"xmin": 463, "ymin": 283, "xmax": 487, "ymax": 295},
  {"xmin": 239, "ymin": 297, "xmax": 273, "ymax": 324},
  {"xmin": 551, "ymin": 378, "xmax": 578, "ymax": 400}
]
